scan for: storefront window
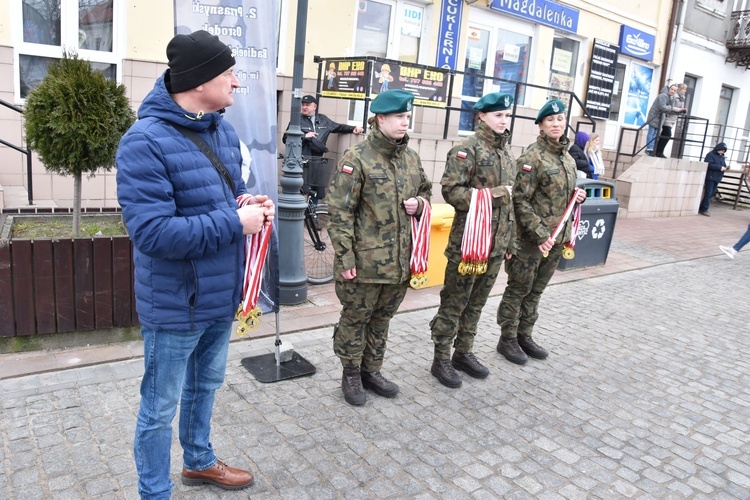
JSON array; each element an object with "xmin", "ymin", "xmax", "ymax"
[
  {"xmin": 355, "ymin": 1, "xmax": 392, "ymax": 58},
  {"xmin": 17, "ymin": 0, "xmax": 119, "ymax": 99},
  {"xmin": 548, "ymin": 36, "xmax": 579, "ymax": 108},
  {"xmin": 459, "ymin": 25, "xmax": 531, "ymax": 132}
]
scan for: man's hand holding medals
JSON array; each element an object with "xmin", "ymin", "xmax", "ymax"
[{"xmin": 235, "ymin": 194, "xmax": 275, "ymax": 337}]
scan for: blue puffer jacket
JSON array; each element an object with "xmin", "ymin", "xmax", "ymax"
[{"xmin": 116, "ymin": 73, "xmax": 247, "ymax": 331}]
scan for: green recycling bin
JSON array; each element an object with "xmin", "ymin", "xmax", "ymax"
[{"xmin": 557, "ymin": 180, "xmax": 619, "ymax": 270}]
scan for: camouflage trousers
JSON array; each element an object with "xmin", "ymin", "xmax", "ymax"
[
  {"xmin": 333, "ymin": 280, "xmax": 409, "ymax": 371},
  {"xmin": 430, "ymin": 255, "xmax": 504, "ymax": 359},
  {"xmin": 497, "ymin": 242, "xmax": 563, "ymax": 339}
]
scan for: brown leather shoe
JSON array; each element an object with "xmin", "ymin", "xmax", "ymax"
[{"xmin": 181, "ymin": 460, "xmax": 254, "ymax": 490}]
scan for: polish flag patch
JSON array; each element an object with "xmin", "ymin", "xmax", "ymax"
[
  {"xmin": 522, "ymin": 164, "xmax": 532, "ymax": 171},
  {"xmin": 342, "ymin": 165, "xmax": 354, "ymax": 175},
  {"xmin": 456, "ymin": 150, "xmax": 468, "ymax": 159}
]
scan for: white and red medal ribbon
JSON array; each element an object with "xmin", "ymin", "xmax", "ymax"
[
  {"xmin": 235, "ymin": 194, "xmax": 271, "ymax": 336},
  {"xmin": 544, "ymin": 188, "xmax": 583, "ymax": 258},
  {"xmin": 562, "ymin": 204, "xmax": 582, "ymax": 259},
  {"xmin": 459, "ymin": 187, "xmax": 493, "ymax": 275},
  {"xmin": 409, "ymin": 197, "xmax": 431, "ymax": 288}
]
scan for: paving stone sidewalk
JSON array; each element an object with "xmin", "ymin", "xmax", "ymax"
[{"xmin": 2, "ymin": 253, "xmax": 750, "ymax": 499}]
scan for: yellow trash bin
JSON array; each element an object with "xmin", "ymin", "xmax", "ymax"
[{"xmin": 425, "ymin": 203, "xmax": 455, "ymax": 288}]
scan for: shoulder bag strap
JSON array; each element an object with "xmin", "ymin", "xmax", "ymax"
[{"xmin": 170, "ymin": 123, "xmax": 235, "ymax": 193}]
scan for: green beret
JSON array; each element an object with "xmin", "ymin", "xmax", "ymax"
[
  {"xmin": 535, "ymin": 99, "xmax": 566, "ymax": 124},
  {"xmin": 473, "ymin": 93, "xmax": 513, "ymax": 112},
  {"xmin": 370, "ymin": 89, "xmax": 414, "ymax": 114}
]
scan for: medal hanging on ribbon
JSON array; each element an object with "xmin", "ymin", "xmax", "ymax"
[
  {"xmin": 235, "ymin": 194, "xmax": 272, "ymax": 337},
  {"xmin": 562, "ymin": 204, "xmax": 582, "ymax": 260},
  {"xmin": 543, "ymin": 189, "xmax": 581, "ymax": 258},
  {"xmin": 459, "ymin": 187, "xmax": 492, "ymax": 275},
  {"xmin": 409, "ymin": 197, "xmax": 431, "ymax": 289}
]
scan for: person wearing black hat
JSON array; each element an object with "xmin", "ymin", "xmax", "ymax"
[
  {"xmin": 429, "ymin": 92, "xmax": 517, "ymax": 388},
  {"xmin": 327, "ymin": 89, "xmax": 431, "ymax": 405},
  {"xmin": 116, "ymin": 30, "xmax": 274, "ymax": 496},
  {"xmin": 496, "ymin": 99, "xmax": 585, "ymax": 366},
  {"xmin": 282, "ymin": 94, "xmax": 364, "ymax": 206}
]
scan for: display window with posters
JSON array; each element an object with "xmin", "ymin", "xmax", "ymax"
[
  {"xmin": 348, "ymin": 0, "xmax": 431, "ymax": 125},
  {"xmin": 459, "ymin": 13, "xmax": 533, "ymax": 133}
]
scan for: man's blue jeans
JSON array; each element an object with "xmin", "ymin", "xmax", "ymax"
[
  {"xmin": 699, "ymin": 179, "xmax": 719, "ymax": 213},
  {"xmin": 646, "ymin": 125, "xmax": 659, "ymax": 153},
  {"xmin": 134, "ymin": 322, "xmax": 232, "ymax": 499}
]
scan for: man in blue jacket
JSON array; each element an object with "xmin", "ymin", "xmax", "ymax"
[
  {"xmin": 699, "ymin": 142, "xmax": 729, "ymax": 216},
  {"xmin": 116, "ymin": 30, "xmax": 273, "ymax": 498}
]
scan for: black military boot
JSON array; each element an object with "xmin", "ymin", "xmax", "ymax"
[
  {"xmin": 361, "ymin": 370, "xmax": 399, "ymax": 398},
  {"xmin": 341, "ymin": 366, "xmax": 366, "ymax": 406},
  {"xmin": 430, "ymin": 359, "xmax": 462, "ymax": 388},
  {"xmin": 497, "ymin": 337, "xmax": 528, "ymax": 365},
  {"xmin": 451, "ymin": 351, "xmax": 489, "ymax": 379},
  {"xmin": 518, "ymin": 335, "xmax": 549, "ymax": 360}
]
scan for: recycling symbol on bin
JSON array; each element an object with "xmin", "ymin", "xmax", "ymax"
[{"xmin": 591, "ymin": 219, "xmax": 606, "ymax": 239}]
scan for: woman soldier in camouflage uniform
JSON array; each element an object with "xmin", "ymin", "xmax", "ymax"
[
  {"xmin": 429, "ymin": 93, "xmax": 517, "ymax": 389},
  {"xmin": 496, "ymin": 99, "xmax": 586, "ymax": 365},
  {"xmin": 327, "ymin": 90, "xmax": 432, "ymax": 406}
]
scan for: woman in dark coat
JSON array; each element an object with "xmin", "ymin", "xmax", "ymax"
[{"xmin": 569, "ymin": 131, "xmax": 591, "ymax": 178}]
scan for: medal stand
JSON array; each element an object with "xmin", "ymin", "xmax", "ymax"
[{"xmin": 241, "ymin": 312, "xmax": 316, "ymax": 383}]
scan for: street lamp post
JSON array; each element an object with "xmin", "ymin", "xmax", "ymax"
[{"xmin": 277, "ymin": 0, "xmax": 310, "ymax": 305}]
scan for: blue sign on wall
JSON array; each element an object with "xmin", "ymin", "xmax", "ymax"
[
  {"xmin": 489, "ymin": 0, "xmax": 579, "ymax": 34},
  {"xmin": 619, "ymin": 25, "xmax": 655, "ymax": 62},
  {"xmin": 436, "ymin": 0, "xmax": 463, "ymax": 70}
]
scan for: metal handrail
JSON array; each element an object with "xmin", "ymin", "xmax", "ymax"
[
  {"xmin": 612, "ymin": 115, "xmax": 710, "ymax": 178},
  {"xmin": 313, "ymin": 55, "xmax": 597, "ymax": 143},
  {"xmin": 0, "ymin": 98, "xmax": 33, "ymax": 206}
]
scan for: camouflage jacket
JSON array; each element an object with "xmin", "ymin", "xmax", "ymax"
[
  {"xmin": 513, "ymin": 134, "xmax": 578, "ymax": 247},
  {"xmin": 327, "ymin": 128, "xmax": 432, "ymax": 283},
  {"xmin": 441, "ymin": 121, "xmax": 517, "ymax": 260}
]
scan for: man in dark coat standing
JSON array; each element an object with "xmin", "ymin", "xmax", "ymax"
[{"xmin": 699, "ymin": 142, "xmax": 729, "ymax": 216}]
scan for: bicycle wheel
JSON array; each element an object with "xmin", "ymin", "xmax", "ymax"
[{"xmin": 304, "ymin": 204, "xmax": 335, "ymax": 284}]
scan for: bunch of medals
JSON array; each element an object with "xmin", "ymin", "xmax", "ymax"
[
  {"xmin": 542, "ymin": 188, "xmax": 583, "ymax": 258},
  {"xmin": 235, "ymin": 193, "xmax": 272, "ymax": 337},
  {"xmin": 459, "ymin": 187, "xmax": 493, "ymax": 276},
  {"xmin": 409, "ymin": 197, "xmax": 431, "ymax": 289},
  {"xmin": 562, "ymin": 203, "xmax": 582, "ymax": 260}
]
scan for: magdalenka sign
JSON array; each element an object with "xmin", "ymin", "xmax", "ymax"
[{"xmin": 489, "ymin": 0, "xmax": 579, "ymax": 34}]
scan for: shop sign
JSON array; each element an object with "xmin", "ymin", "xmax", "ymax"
[
  {"xmin": 619, "ymin": 25, "xmax": 655, "ymax": 61},
  {"xmin": 489, "ymin": 0, "xmax": 579, "ymax": 34}
]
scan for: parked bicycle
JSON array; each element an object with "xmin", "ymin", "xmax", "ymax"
[
  {"xmin": 303, "ymin": 191, "xmax": 334, "ymax": 284},
  {"xmin": 278, "ymin": 153, "xmax": 334, "ymax": 284}
]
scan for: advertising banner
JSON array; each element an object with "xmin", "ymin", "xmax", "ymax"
[
  {"xmin": 174, "ymin": 0, "xmax": 280, "ymax": 314},
  {"xmin": 371, "ymin": 60, "xmax": 448, "ymax": 107},
  {"xmin": 320, "ymin": 59, "xmax": 368, "ymax": 99},
  {"xmin": 624, "ymin": 63, "xmax": 653, "ymax": 127},
  {"xmin": 585, "ymin": 39, "xmax": 619, "ymax": 119},
  {"xmin": 320, "ymin": 58, "xmax": 448, "ymax": 108}
]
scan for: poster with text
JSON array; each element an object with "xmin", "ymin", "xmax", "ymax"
[
  {"xmin": 624, "ymin": 64, "xmax": 653, "ymax": 127},
  {"xmin": 320, "ymin": 59, "xmax": 368, "ymax": 99},
  {"xmin": 371, "ymin": 60, "xmax": 448, "ymax": 108},
  {"xmin": 174, "ymin": 0, "xmax": 279, "ymax": 314}
]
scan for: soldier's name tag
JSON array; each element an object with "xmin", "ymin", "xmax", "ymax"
[
  {"xmin": 545, "ymin": 169, "xmax": 560, "ymax": 175},
  {"xmin": 368, "ymin": 173, "xmax": 388, "ymax": 180}
]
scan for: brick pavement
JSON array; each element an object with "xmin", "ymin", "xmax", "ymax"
[{"xmin": 2, "ymin": 205, "xmax": 750, "ymax": 497}]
